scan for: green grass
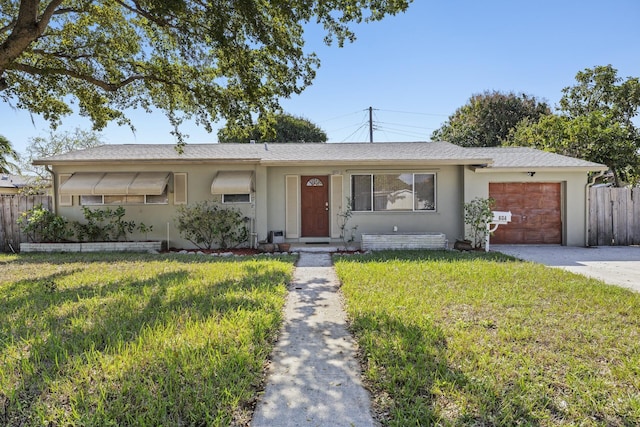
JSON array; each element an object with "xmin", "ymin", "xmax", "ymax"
[
  {"xmin": 0, "ymin": 252, "xmax": 295, "ymax": 426},
  {"xmin": 334, "ymin": 250, "xmax": 640, "ymax": 426}
]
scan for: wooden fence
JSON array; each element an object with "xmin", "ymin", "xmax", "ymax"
[
  {"xmin": 589, "ymin": 186, "xmax": 640, "ymax": 246},
  {"xmin": 0, "ymin": 195, "xmax": 52, "ymax": 253}
]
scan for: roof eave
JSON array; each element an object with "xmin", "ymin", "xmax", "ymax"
[
  {"xmin": 471, "ymin": 166, "xmax": 609, "ymax": 173},
  {"xmin": 35, "ymin": 157, "xmax": 495, "ymax": 167},
  {"xmin": 258, "ymin": 158, "xmax": 494, "ymax": 166},
  {"xmin": 32, "ymin": 158, "xmax": 263, "ymax": 166}
]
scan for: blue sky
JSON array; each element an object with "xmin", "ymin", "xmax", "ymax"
[{"xmin": 2, "ymin": 0, "xmax": 640, "ymax": 155}]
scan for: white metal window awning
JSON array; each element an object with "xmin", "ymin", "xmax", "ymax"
[
  {"xmin": 211, "ymin": 170, "xmax": 254, "ymax": 194},
  {"xmin": 60, "ymin": 172, "xmax": 170, "ymax": 195}
]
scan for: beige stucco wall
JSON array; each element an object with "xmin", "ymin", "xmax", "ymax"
[
  {"xmin": 52, "ymin": 162, "xmax": 466, "ymax": 249},
  {"xmin": 463, "ymin": 167, "xmax": 591, "ymax": 246},
  {"xmin": 265, "ymin": 164, "xmax": 465, "ymax": 245},
  {"xmin": 52, "ymin": 163, "xmax": 259, "ymax": 249},
  {"xmin": 50, "ymin": 161, "xmax": 592, "ymax": 249}
]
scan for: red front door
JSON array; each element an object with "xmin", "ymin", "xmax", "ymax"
[{"xmin": 301, "ymin": 176, "xmax": 329, "ymax": 237}]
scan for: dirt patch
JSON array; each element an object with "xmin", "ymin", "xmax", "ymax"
[{"xmin": 166, "ymin": 248, "xmax": 262, "ymax": 256}]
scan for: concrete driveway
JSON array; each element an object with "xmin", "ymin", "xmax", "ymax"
[{"xmin": 491, "ymin": 245, "xmax": 640, "ymax": 292}]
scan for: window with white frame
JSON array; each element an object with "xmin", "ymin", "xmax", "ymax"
[
  {"xmin": 80, "ymin": 187, "xmax": 169, "ymax": 205},
  {"xmin": 222, "ymin": 194, "xmax": 251, "ymax": 203},
  {"xmin": 350, "ymin": 173, "xmax": 436, "ymax": 212}
]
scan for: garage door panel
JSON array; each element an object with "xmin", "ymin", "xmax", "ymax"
[
  {"xmin": 544, "ymin": 232, "xmax": 562, "ymax": 243},
  {"xmin": 493, "ymin": 227, "xmax": 523, "ymax": 244},
  {"xmin": 489, "ymin": 182, "xmax": 561, "ymax": 244}
]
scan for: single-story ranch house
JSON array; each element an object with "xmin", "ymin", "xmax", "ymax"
[{"xmin": 34, "ymin": 141, "xmax": 607, "ymax": 249}]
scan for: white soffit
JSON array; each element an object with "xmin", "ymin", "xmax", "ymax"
[
  {"xmin": 60, "ymin": 172, "xmax": 169, "ymax": 195},
  {"xmin": 211, "ymin": 170, "xmax": 254, "ymax": 194}
]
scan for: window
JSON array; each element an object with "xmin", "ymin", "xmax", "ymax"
[
  {"xmin": 80, "ymin": 195, "xmax": 104, "ymax": 206},
  {"xmin": 222, "ymin": 194, "xmax": 251, "ymax": 203},
  {"xmin": 104, "ymin": 195, "xmax": 144, "ymax": 204},
  {"xmin": 80, "ymin": 187, "xmax": 169, "ymax": 206},
  {"xmin": 145, "ymin": 192, "xmax": 169, "ymax": 204},
  {"xmin": 351, "ymin": 173, "xmax": 436, "ymax": 212},
  {"xmin": 306, "ymin": 178, "xmax": 324, "ymax": 187}
]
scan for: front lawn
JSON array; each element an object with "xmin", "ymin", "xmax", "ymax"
[
  {"xmin": 335, "ymin": 250, "xmax": 640, "ymax": 426},
  {"xmin": 0, "ymin": 252, "xmax": 295, "ymax": 426}
]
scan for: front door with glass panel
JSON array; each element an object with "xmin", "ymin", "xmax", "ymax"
[{"xmin": 301, "ymin": 176, "xmax": 329, "ymax": 237}]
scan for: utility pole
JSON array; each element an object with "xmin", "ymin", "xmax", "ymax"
[{"xmin": 369, "ymin": 106, "xmax": 373, "ymax": 143}]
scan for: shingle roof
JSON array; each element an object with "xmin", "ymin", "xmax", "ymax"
[
  {"xmin": 35, "ymin": 141, "xmax": 489, "ymax": 165},
  {"xmin": 465, "ymin": 147, "xmax": 607, "ymax": 169},
  {"xmin": 0, "ymin": 174, "xmax": 32, "ymax": 189},
  {"xmin": 34, "ymin": 141, "xmax": 607, "ymax": 170}
]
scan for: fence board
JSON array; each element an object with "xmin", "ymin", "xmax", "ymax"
[
  {"xmin": 629, "ymin": 187, "xmax": 640, "ymax": 243},
  {"xmin": 0, "ymin": 195, "xmax": 52, "ymax": 253},
  {"xmin": 589, "ymin": 187, "xmax": 640, "ymax": 246}
]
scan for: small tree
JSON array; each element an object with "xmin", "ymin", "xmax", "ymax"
[
  {"xmin": 463, "ymin": 197, "xmax": 494, "ymax": 249},
  {"xmin": 337, "ymin": 197, "xmax": 358, "ymax": 250},
  {"xmin": 175, "ymin": 201, "xmax": 249, "ymax": 249},
  {"xmin": 21, "ymin": 128, "xmax": 104, "ymax": 182}
]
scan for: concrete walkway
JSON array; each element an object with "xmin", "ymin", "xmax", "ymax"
[
  {"xmin": 251, "ymin": 252, "xmax": 377, "ymax": 427},
  {"xmin": 492, "ymin": 245, "xmax": 640, "ymax": 292}
]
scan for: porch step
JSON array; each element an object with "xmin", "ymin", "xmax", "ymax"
[{"xmin": 289, "ymin": 244, "xmax": 346, "ymax": 253}]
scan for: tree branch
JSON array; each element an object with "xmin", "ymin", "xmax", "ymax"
[
  {"xmin": 114, "ymin": 0, "xmax": 180, "ymax": 30},
  {"xmin": 31, "ymin": 48, "xmax": 95, "ymax": 60},
  {"xmin": 11, "ymin": 61, "xmax": 147, "ymax": 91},
  {"xmin": 38, "ymin": 0, "xmax": 67, "ymax": 33},
  {"xmin": 0, "ymin": 0, "xmax": 65, "ymax": 73},
  {"xmin": 1, "ymin": 20, "xmax": 17, "ymax": 35}
]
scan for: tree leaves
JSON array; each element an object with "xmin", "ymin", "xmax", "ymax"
[
  {"xmin": 509, "ymin": 65, "xmax": 640, "ymax": 187},
  {"xmin": 0, "ymin": 134, "xmax": 19, "ymax": 173},
  {"xmin": 217, "ymin": 113, "xmax": 328, "ymax": 143},
  {"xmin": 431, "ymin": 91, "xmax": 550, "ymax": 147},
  {"xmin": 0, "ymin": 0, "xmax": 412, "ymax": 148}
]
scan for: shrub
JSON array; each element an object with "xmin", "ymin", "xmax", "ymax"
[
  {"xmin": 175, "ymin": 201, "xmax": 249, "ymax": 249},
  {"xmin": 72, "ymin": 206, "xmax": 147, "ymax": 242},
  {"xmin": 17, "ymin": 204, "xmax": 70, "ymax": 243},
  {"xmin": 463, "ymin": 197, "xmax": 495, "ymax": 249}
]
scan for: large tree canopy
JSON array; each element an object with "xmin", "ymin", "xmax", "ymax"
[
  {"xmin": 431, "ymin": 91, "xmax": 550, "ymax": 147},
  {"xmin": 0, "ymin": 0, "xmax": 412, "ymax": 147},
  {"xmin": 508, "ymin": 65, "xmax": 640, "ymax": 187},
  {"xmin": 217, "ymin": 113, "xmax": 327, "ymax": 143}
]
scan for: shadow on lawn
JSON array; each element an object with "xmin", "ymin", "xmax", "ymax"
[
  {"xmin": 1, "ymin": 251, "xmax": 295, "ymax": 266},
  {"xmin": 0, "ymin": 262, "xmax": 289, "ymax": 426},
  {"xmin": 338, "ymin": 249, "xmax": 519, "ymax": 263},
  {"xmin": 352, "ymin": 311, "xmax": 545, "ymax": 426}
]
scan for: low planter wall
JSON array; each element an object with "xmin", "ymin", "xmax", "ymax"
[
  {"xmin": 20, "ymin": 241, "xmax": 163, "ymax": 253},
  {"xmin": 361, "ymin": 232, "xmax": 447, "ymax": 251}
]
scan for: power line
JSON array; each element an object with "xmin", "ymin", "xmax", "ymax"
[
  {"xmin": 317, "ymin": 110, "xmax": 364, "ymax": 124},
  {"xmin": 376, "ymin": 121, "xmax": 436, "ymax": 131},
  {"xmin": 329, "ymin": 106, "xmax": 446, "ymax": 142},
  {"xmin": 341, "ymin": 122, "xmax": 369, "ymax": 142},
  {"xmin": 378, "ymin": 108, "xmax": 449, "ymax": 117}
]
